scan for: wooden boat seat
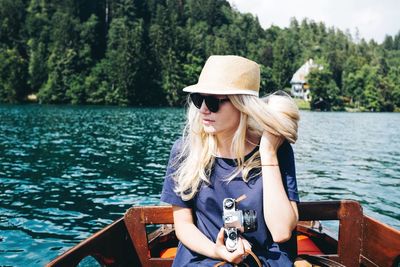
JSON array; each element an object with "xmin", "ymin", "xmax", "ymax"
[
  {"xmin": 47, "ymin": 200, "xmax": 400, "ymax": 267},
  {"xmin": 124, "ymin": 201, "xmax": 365, "ymax": 267}
]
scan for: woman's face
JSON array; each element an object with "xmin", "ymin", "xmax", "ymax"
[{"xmin": 198, "ymin": 94, "xmax": 240, "ymax": 137}]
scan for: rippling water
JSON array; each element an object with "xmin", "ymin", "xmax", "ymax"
[{"xmin": 0, "ymin": 105, "xmax": 399, "ymax": 266}]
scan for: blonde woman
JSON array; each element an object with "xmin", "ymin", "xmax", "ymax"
[{"xmin": 161, "ymin": 55, "xmax": 300, "ymax": 266}]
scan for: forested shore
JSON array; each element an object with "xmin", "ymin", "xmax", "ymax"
[{"xmin": 1, "ymin": 0, "xmax": 399, "ymax": 111}]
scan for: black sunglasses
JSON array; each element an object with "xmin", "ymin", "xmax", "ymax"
[{"xmin": 190, "ymin": 93, "xmax": 230, "ymax": 113}]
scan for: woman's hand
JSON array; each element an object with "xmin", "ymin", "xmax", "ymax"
[
  {"xmin": 215, "ymin": 228, "xmax": 252, "ymax": 264},
  {"xmin": 260, "ymin": 130, "xmax": 284, "ymax": 154},
  {"xmin": 260, "ymin": 131, "xmax": 284, "ymax": 164}
]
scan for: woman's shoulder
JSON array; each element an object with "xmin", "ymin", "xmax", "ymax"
[
  {"xmin": 170, "ymin": 137, "xmax": 184, "ymax": 154},
  {"xmin": 277, "ymin": 139, "xmax": 294, "ymax": 161},
  {"xmin": 168, "ymin": 137, "xmax": 186, "ymax": 161}
]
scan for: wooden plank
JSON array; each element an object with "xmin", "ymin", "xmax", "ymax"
[
  {"xmin": 46, "ymin": 218, "xmax": 138, "ymax": 267},
  {"xmin": 298, "ymin": 201, "xmax": 341, "ymax": 220},
  {"xmin": 124, "ymin": 206, "xmax": 174, "ymax": 267},
  {"xmin": 149, "ymin": 258, "xmax": 177, "ymax": 266},
  {"xmin": 336, "ymin": 200, "xmax": 363, "ymax": 267},
  {"xmin": 138, "ymin": 206, "xmax": 174, "ymax": 224},
  {"xmin": 360, "ymin": 215, "xmax": 400, "ymax": 267},
  {"xmin": 359, "ymin": 255, "xmax": 379, "ymax": 267}
]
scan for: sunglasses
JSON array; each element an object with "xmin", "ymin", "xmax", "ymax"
[{"xmin": 190, "ymin": 93, "xmax": 230, "ymax": 113}]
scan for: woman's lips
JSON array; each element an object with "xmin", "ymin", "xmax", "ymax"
[{"xmin": 202, "ymin": 118, "xmax": 214, "ymax": 125}]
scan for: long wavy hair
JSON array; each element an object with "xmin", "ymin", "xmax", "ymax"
[{"xmin": 172, "ymin": 93, "xmax": 300, "ymax": 201}]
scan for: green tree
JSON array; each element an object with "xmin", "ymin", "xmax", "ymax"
[
  {"xmin": 272, "ymin": 31, "xmax": 300, "ymax": 90},
  {"xmin": 0, "ymin": 0, "xmax": 27, "ymax": 49},
  {"xmin": 149, "ymin": 3, "xmax": 186, "ymax": 105},
  {"xmin": 388, "ymin": 66, "xmax": 400, "ymax": 108},
  {"xmin": 343, "ymin": 64, "xmax": 386, "ymax": 111},
  {"xmin": 0, "ymin": 0, "xmax": 29, "ymax": 101},
  {"xmin": 374, "ymin": 63, "xmax": 400, "ymax": 111},
  {"xmin": 259, "ymin": 65, "xmax": 276, "ymax": 95},
  {"xmin": 66, "ymin": 14, "xmax": 100, "ymax": 104},
  {"xmin": 393, "ymin": 31, "xmax": 400, "ymax": 50},
  {"xmin": 107, "ymin": 18, "xmax": 144, "ymax": 105},
  {"xmin": 0, "ymin": 48, "xmax": 28, "ymax": 103},
  {"xmin": 37, "ymin": 10, "xmax": 81, "ymax": 103},
  {"xmin": 85, "ymin": 59, "xmax": 110, "ymax": 105},
  {"xmin": 26, "ymin": 0, "xmax": 51, "ymax": 93},
  {"xmin": 382, "ymin": 35, "xmax": 394, "ymax": 50},
  {"xmin": 308, "ymin": 60, "xmax": 341, "ymax": 110}
]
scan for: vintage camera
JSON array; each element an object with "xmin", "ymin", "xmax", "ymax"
[{"xmin": 222, "ymin": 198, "xmax": 257, "ymax": 252}]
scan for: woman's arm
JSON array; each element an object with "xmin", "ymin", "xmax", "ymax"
[
  {"xmin": 173, "ymin": 206, "xmax": 250, "ymax": 264},
  {"xmin": 260, "ymin": 131, "xmax": 299, "ymax": 243}
]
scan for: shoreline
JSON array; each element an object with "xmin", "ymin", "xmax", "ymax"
[{"xmin": 2, "ymin": 97, "xmax": 399, "ymax": 112}]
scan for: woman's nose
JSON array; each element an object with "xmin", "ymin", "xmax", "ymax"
[{"xmin": 199, "ymin": 100, "xmax": 210, "ymax": 114}]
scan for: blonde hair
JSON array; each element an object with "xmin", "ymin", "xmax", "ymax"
[{"xmin": 172, "ymin": 93, "xmax": 300, "ymax": 201}]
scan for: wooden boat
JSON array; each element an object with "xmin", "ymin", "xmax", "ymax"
[{"xmin": 47, "ymin": 200, "xmax": 400, "ymax": 267}]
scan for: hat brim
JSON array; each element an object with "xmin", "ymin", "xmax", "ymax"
[{"xmin": 183, "ymin": 84, "xmax": 259, "ymax": 96}]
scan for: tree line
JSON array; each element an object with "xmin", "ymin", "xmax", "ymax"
[{"xmin": 1, "ymin": 0, "xmax": 399, "ymax": 111}]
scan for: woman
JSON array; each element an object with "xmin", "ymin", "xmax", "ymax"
[{"xmin": 161, "ymin": 55, "xmax": 300, "ymax": 266}]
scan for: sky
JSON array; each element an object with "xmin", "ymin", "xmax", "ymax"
[{"xmin": 226, "ymin": 0, "xmax": 400, "ymax": 44}]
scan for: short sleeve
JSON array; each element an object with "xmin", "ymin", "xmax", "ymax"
[
  {"xmin": 160, "ymin": 139, "xmax": 192, "ymax": 208},
  {"xmin": 277, "ymin": 141, "xmax": 300, "ymax": 202}
]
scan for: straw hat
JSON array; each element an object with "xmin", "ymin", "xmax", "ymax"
[{"xmin": 183, "ymin": 55, "xmax": 260, "ymax": 96}]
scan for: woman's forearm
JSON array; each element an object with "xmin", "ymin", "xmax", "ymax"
[
  {"xmin": 175, "ymin": 220, "xmax": 219, "ymax": 259},
  {"xmin": 261, "ymin": 153, "xmax": 298, "ymax": 243}
]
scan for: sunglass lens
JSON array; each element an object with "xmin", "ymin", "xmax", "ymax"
[
  {"xmin": 190, "ymin": 93, "xmax": 227, "ymax": 113},
  {"xmin": 205, "ymin": 96, "xmax": 219, "ymax": 112},
  {"xmin": 190, "ymin": 93, "xmax": 203, "ymax": 109}
]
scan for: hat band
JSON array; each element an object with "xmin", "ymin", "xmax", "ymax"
[{"xmin": 183, "ymin": 84, "xmax": 259, "ymax": 96}]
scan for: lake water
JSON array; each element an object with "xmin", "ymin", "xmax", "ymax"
[{"xmin": 0, "ymin": 105, "xmax": 399, "ymax": 266}]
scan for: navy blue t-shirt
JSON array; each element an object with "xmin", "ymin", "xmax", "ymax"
[{"xmin": 160, "ymin": 139, "xmax": 299, "ymax": 267}]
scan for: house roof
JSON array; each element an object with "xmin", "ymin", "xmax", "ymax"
[{"xmin": 290, "ymin": 59, "xmax": 322, "ymax": 84}]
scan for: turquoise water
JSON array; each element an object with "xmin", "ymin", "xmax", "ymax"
[{"xmin": 0, "ymin": 105, "xmax": 399, "ymax": 266}]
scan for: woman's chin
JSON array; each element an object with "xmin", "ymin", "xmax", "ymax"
[{"xmin": 203, "ymin": 125, "xmax": 217, "ymax": 134}]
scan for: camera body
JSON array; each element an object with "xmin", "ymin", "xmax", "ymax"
[{"xmin": 222, "ymin": 198, "xmax": 257, "ymax": 252}]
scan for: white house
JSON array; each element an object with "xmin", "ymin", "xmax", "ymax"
[{"xmin": 290, "ymin": 59, "xmax": 322, "ymax": 101}]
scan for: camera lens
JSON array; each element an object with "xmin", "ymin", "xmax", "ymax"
[
  {"xmin": 229, "ymin": 231, "xmax": 237, "ymax": 240},
  {"xmin": 224, "ymin": 199, "xmax": 234, "ymax": 209},
  {"xmin": 243, "ymin": 210, "xmax": 257, "ymax": 232}
]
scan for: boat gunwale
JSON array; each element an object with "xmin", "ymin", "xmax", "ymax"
[{"xmin": 46, "ymin": 200, "xmax": 400, "ymax": 267}]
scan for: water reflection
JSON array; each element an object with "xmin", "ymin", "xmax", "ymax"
[{"xmin": 0, "ymin": 105, "xmax": 399, "ymax": 266}]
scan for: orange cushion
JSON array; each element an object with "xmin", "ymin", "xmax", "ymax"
[
  {"xmin": 160, "ymin": 247, "xmax": 177, "ymax": 258},
  {"xmin": 297, "ymin": 235, "xmax": 322, "ymax": 255}
]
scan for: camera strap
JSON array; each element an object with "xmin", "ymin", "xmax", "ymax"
[{"xmin": 235, "ymin": 194, "xmax": 247, "ymax": 203}]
